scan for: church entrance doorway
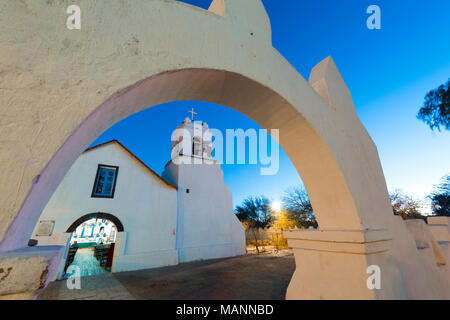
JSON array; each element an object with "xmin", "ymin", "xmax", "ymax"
[{"xmin": 64, "ymin": 213, "xmax": 124, "ymax": 278}]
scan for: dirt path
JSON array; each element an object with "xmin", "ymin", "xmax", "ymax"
[{"xmin": 38, "ymin": 250, "xmax": 295, "ymax": 300}]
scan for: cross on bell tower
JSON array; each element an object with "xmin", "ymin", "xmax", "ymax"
[{"xmin": 188, "ymin": 107, "xmax": 197, "ymax": 121}]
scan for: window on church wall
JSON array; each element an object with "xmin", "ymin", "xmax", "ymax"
[
  {"xmin": 91, "ymin": 164, "xmax": 119, "ymax": 198},
  {"xmin": 193, "ymin": 137, "xmax": 202, "ymax": 156}
]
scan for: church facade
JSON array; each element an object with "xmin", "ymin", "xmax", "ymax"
[{"xmin": 32, "ymin": 117, "xmax": 246, "ymax": 279}]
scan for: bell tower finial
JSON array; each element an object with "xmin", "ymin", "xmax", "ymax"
[{"xmin": 188, "ymin": 107, "xmax": 197, "ymax": 121}]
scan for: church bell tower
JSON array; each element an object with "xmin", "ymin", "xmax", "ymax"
[
  {"xmin": 161, "ymin": 110, "xmax": 245, "ymax": 263},
  {"xmin": 169, "ymin": 109, "xmax": 215, "ymax": 165}
]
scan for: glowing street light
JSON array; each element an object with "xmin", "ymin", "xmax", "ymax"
[{"xmin": 271, "ymin": 201, "xmax": 282, "ymax": 212}]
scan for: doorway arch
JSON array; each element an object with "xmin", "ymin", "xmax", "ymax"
[
  {"xmin": 64, "ymin": 213, "xmax": 122, "ymax": 278},
  {"xmin": 67, "ymin": 212, "xmax": 124, "ymax": 233}
]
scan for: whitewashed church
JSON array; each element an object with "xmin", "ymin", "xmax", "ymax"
[{"xmin": 32, "ymin": 115, "xmax": 246, "ymax": 279}]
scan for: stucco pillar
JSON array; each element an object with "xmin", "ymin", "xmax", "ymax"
[
  {"xmin": 284, "ymin": 229, "xmax": 404, "ymax": 299},
  {"xmin": 111, "ymin": 231, "xmax": 127, "ymax": 273},
  {"xmin": 427, "ymin": 217, "xmax": 450, "ymax": 243},
  {"xmin": 52, "ymin": 233, "xmax": 72, "ymax": 281}
]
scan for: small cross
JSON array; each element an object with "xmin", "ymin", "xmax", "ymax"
[{"xmin": 188, "ymin": 107, "xmax": 197, "ymax": 121}]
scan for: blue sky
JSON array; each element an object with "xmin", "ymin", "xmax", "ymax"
[{"xmin": 92, "ymin": 0, "xmax": 450, "ymax": 209}]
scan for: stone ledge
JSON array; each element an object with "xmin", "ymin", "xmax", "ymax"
[
  {"xmin": 0, "ymin": 246, "xmax": 63, "ymax": 297},
  {"xmin": 283, "ymin": 229, "xmax": 391, "ymax": 243},
  {"xmin": 0, "ymin": 246, "xmax": 63, "ymax": 259},
  {"xmin": 427, "ymin": 216, "xmax": 449, "ymax": 226},
  {"xmin": 283, "ymin": 229, "xmax": 391, "ymax": 254}
]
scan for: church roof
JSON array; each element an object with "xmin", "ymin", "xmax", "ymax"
[{"xmin": 83, "ymin": 140, "xmax": 177, "ymax": 190}]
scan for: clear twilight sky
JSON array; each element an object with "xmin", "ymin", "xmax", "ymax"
[{"xmin": 91, "ymin": 0, "xmax": 450, "ymax": 210}]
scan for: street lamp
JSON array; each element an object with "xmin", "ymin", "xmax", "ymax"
[{"xmin": 271, "ymin": 201, "xmax": 281, "ymax": 212}]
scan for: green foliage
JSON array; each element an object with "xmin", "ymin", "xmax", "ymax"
[
  {"xmin": 429, "ymin": 174, "xmax": 450, "ymax": 217},
  {"xmin": 390, "ymin": 190, "xmax": 426, "ymax": 221},
  {"xmin": 235, "ymin": 196, "xmax": 273, "ymax": 253},
  {"xmin": 282, "ymin": 186, "xmax": 318, "ymax": 229},
  {"xmin": 417, "ymin": 79, "xmax": 450, "ymax": 131},
  {"xmin": 235, "ymin": 196, "xmax": 272, "ymax": 229}
]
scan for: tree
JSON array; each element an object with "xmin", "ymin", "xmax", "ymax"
[
  {"xmin": 235, "ymin": 196, "xmax": 272, "ymax": 228},
  {"xmin": 270, "ymin": 210, "xmax": 297, "ymax": 250},
  {"xmin": 235, "ymin": 196, "xmax": 272, "ymax": 253},
  {"xmin": 282, "ymin": 187, "xmax": 318, "ymax": 229},
  {"xmin": 417, "ymin": 78, "xmax": 450, "ymax": 131},
  {"xmin": 389, "ymin": 190, "xmax": 426, "ymax": 221},
  {"xmin": 429, "ymin": 174, "xmax": 450, "ymax": 217}
]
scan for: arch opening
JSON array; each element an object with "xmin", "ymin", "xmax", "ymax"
[
  {"xmin": 84, "ymin": 99, "xmax": 317, "ymax": 250},
  {"xmin": 63, "ymin": 213, "xmax": 122, "ymax": 278},
  {"xmin": 1, "ymin": 68, "xmax": 363, "ymax": 252}
]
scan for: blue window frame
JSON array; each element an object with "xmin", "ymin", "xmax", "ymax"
[{"xmin": 91, "ymin": 164, "xmax": 119, "ymax": 198}]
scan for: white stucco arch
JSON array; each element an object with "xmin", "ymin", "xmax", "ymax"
[
  {"xmin": 0, "ymin": 67, "xmax": 392, "ymax": 250},
  {"xmin": 1, "ymin": 0, "xmax": 449, "ymax": 299}
]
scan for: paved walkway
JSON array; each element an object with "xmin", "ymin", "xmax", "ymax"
[
  {"xmin": 38, "ymin": 250, "xmax": 294, "ymax": 300},
  {"xmin": 38, "ymin": 273, "xmax": 134, "ymax": 300},
  {"xmin": 63, "ymin": 248, "xmax": 108, "ymax": 279}
]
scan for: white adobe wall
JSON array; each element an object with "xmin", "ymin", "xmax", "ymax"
[
  {"xmin": 427, "ymin": 217, "xmax": 450, "ymax": 267},
  {"xmin": 163, "ymin": 157, "xmax": 246, "ymax": 263},
  {"xmin": 33, "ymin": 143, "xmax": 178, "ymax": 272},
  {"xmin": 427, "ymin": 217, "xmax": 450, "ymax": 243}
]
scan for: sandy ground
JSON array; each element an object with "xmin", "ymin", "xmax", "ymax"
[{"xmin": 38, "ymin": 249, "xmax": 295, "ymax": 300}]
